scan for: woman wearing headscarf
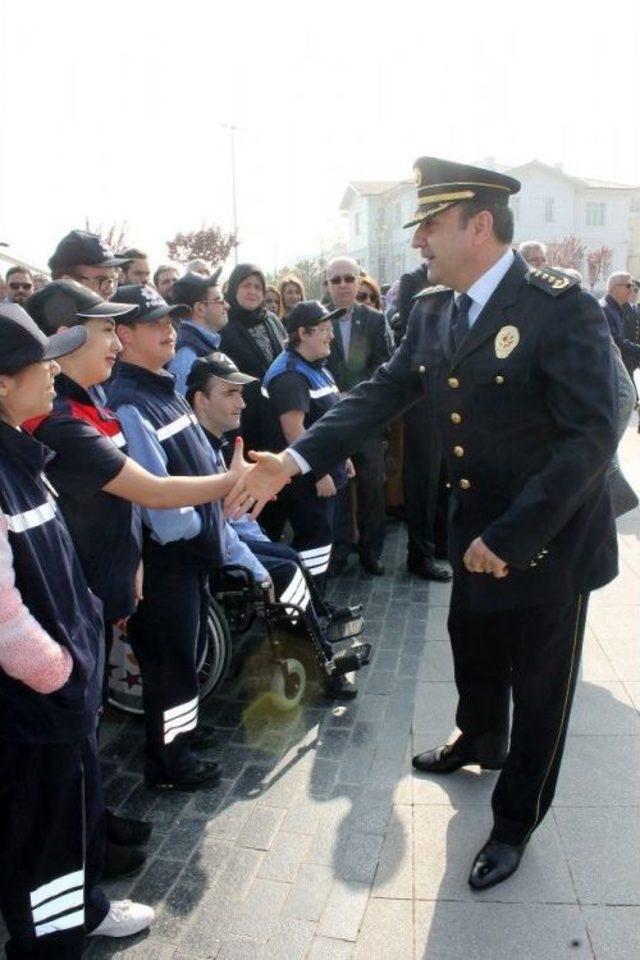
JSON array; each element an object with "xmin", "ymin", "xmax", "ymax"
[{"xmin": 218, "ymin": 264, "xmax": 287, "ymax": 455}]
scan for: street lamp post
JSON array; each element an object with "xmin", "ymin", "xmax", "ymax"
[{"xmin": 221, "ymin": 123, "xmax": 240, "ymax": 266}]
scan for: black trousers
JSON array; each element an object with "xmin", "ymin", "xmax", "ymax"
[
  {"xmin": 448, "ymin": 577, "xmax": 588, "ymax": 846},
  {"xmin": 242, "ymin": 539, "xmax": 332, "ymax": 657},
  {"xmin": 0, "ymin": 733, "xmax": 108, "ymax": 959},
  {"xmin": 279, "ymin": 479, "xmax": 337, "ymax": 596},
  {"xmin": 127, "ymin": 548, "xmax": 209, "ymax": 782},
  {"xmin": 334, "ymin": 434, "xmax": 386, "ymax": 564},
  {"xmin": 403, "ymin": 397, "xmax": 448, "ymax": 562}
]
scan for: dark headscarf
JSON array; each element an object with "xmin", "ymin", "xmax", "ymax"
[{"xmin": 226, "ymin": 263, "xmax": 268, "ymax": 328}]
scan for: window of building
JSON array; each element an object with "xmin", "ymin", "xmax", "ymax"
[
  {"xmin": 354, "ymin": 212, "xmax": 361, "ymax": 235},
  {"xmin": 544, "ymin": 197, "xmax": 554, "ymax": 223},
  {"xmin": 586, "ymin": 202, "xmax": 606, "ymax": 226}
]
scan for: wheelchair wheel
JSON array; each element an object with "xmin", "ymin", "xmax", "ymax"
[
  {"xmin": 269, "ymin": 658, "xmax": 306, "ymax": 711},
  {"xmin": 107, "ymin": 597, "xmax": 232, "ymax": 716}
]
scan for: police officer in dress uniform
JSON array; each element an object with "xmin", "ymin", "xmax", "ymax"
[{"xmin": 227, "ymin": 157, "xmax": 618, "ymax": 890}]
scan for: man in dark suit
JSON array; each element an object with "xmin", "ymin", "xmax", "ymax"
[
  {"xmin": 324, "ymin": 257, "xmax": 393, "ymax": 575},
  {"xmin": 600, "ymin": 272, "xmax": 640, "ymax": 388},
  {"xmin": 397, "ymin": 263, "xmax": 451, "ymax": 582},
  {"xmin": 227, "ymin": 157, "xmax": 618, "ymax": 890}
]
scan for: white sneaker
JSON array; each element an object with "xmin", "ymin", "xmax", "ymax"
[{"xmin": 89, "ymin": 900, "xmax": 155, "ymax": 938}]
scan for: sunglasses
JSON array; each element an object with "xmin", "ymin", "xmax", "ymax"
[
  {"xmin": 8, "ymin": 281, "xmax": 33, "ymax": 291},
  {"xmin": 617, "ymin": 283, "xmax": 635, "ymax": 289},
  {"xmin": 329, "ymin": 275, "xmax": 357, "ymax": 285},
  {"xmin": 356, "ymin": 291, "xmax": 374, "ymax": 302}
]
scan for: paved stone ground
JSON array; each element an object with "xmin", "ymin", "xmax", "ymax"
[{"xmin": 3, "ymin": 428, "xmax": 638, "ymax": 959}]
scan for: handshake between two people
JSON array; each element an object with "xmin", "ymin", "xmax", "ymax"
[{"xmin": 226, "ymin": 439, "xmax": 508, "ymax": 579}]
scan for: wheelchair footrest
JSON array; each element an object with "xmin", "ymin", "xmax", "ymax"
[
  {"xmin": 326, "ymin": 642, "xmax": 373, "ymax": 677},
  {"xmin": 326, "ymin": 614, "xmax": 365, "ymax": 644}
]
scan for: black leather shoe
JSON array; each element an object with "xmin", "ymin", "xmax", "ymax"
[
  {"xmin": 412, "ymin": 740, "xmax": 506, "ymax": 774},
  {"xmin": 360, "ymin": 556, "xmax": 385, "ymax": 576},
  {"xmin": 407, "ymin": 557, "xmax": 452, "ymax": 582},
  {"xmin": 323, "ymin": 675, "xmax": 358, "ymax": 699},
  {"xmin": 106, "ymin": 809, "xmax": 152, "ymax": 846},
  {"xmin": 468, "ymin": 838, "xmax": 526, "ymax": 890},
  {"xmin": 103, "ymin": 840, "xmax": 146, "ymax": 880},
  {"xmin": 146, "ymin": 760, "xmax": 221, "ymax": 793}
]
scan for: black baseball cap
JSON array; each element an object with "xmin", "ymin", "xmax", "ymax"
[
  {"xmin": 186, "ymin": 351, "xmax": 257, "ymax": 396},
  {"xmin": 170, "ymin": 267, "xmax": 223, "ymax": 308},
  {"xmin": 26, "ymin": 280, "xmax": 138, "ymax": 333},
  {"xmin": 0, "ymin": 302, "xmax": 87, "ymax": 375},
  {"xmin": 111, "ymin": 285, "xmax": 190, "ymax": 324},
  {"xmin": 284, "ymin": 300, "xmax": 346, "ymax": 334},
  {"xmin": 48, "ymin": 230, "xmax": 132, "ymax": 275}
]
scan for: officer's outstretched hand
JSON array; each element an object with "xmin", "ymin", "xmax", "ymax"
[
  {"xmin": 463, "ymin": 537, "xmax": 509, "ymax": 578},
  {"xmin": 225, "ymin": 449, "xmax": 295, "ymax": 520}
]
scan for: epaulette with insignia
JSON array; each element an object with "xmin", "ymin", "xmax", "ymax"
[
  {"xmin": 413, "ymin": 285, "xmax": 450, "ymax": 300},
  {"xmin": 525, "ymin": 267, "xmax": 580, "ymax": 297}
]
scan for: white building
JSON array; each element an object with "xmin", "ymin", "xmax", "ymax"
[{"xmin": 340, "ymin": 160, "xmax": 640, "ymax": 284}]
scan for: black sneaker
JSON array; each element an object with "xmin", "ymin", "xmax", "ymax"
[
  {"xmin": 103, "ymin": 840, "xmax": 147, "ymax": 880},
  {"xmin": 106, "ymin": 809, "xmax": 152, "ymax": 847},
  {"xmin": 145, "ymin": 760, "xmax": 221, "ymax": 793}
]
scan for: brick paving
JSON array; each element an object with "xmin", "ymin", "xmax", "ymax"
[{"xmin": 3, "ymin": 427, "xmax": 639, "ymax": 959}]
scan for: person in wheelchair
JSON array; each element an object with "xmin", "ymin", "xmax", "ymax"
[{"xmin": 185, "ymin": 351, "xmax": 372, "ymax": 700}]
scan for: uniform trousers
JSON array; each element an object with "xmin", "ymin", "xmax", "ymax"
[
  {"xmin": 127, "ymin": 546, "xmax": 209, "ymax": 782},
  {"xmin": 448, "ymin": 577, "xmax": 588, "ymax": 845},
  {"xmin": 403, "ymin": 397, "xmax": 448, "ymax": 562},
  {"xmin": 279, "ymin": 478, "xmax": 338, "ymax": 596},
  {"xmin": 0, "ymin": 733, "xmax": 108, "ymax": 959},
  {"xmin": 334, "ymin": 434, "xmax": 386, "ymax": 565},
  {"xmin": 242, "ymin": 539, "xmax": 333, "ymax": 657}
]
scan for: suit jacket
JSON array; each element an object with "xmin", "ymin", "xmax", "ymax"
[
  {"xmin": 600, "ymin": 294, "xmax": 640, "ymax": 367},
  {"xmin": 293, "ymin": 254, "xmax": 618, "ymax": 611},
  {"xmin": 621, "ymin": 302, "xmax": 640, "ymax": 371},
  {"xmin": 327, "ymin": 303, "xmax": 393, "ymax": 394},
  {"xmin": 218, "ymin": 313, "xmax": 286, "ymax": 452}
]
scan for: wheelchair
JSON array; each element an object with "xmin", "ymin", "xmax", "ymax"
[{"xmin": 107, "ymin": 565, "xmax": 367, "ymax": 715}]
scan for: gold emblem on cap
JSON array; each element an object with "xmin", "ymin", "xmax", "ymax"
[
  {"xmin": 495, "ymin": 325, "xmax": 520, "ymax": 360},
  {"xmin": 414, "ymin": 166, "xmax": 423, "ymax": 187}
]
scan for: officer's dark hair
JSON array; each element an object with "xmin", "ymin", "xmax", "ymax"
[
  {"xmin": 457, "ymin": 199, "xmax": 514, "ymax": 245},
  {"xmin": 185, "ymin": 375, "xmax": 212, "ymax": 410}
]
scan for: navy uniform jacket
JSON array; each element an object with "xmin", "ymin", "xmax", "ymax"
[
  {"xmin": 327, "ymin": 303, "xmax": 393, "ymax": 393},
  {"xmin": 293, "ymin": 254, "xmax": 618, "ymax": 611}
]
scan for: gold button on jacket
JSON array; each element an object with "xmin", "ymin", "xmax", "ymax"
[
  {"xmin": 495, "ymin": 375, "xmax": 505, "ymax": 384},
  {"xmin": 450, "ymin": 412, "xmax": 462, "ymax": 424},
  {"xmin": 453, "ymin": 446, "xmax": 464, "ymax": 457},
  {"xmin": 459, "ymin": 478, "xmax": 471, "ymax": 490},
  {"xmin": 448, "ymin": 377, "xmax": 460, "ymax": 389}
]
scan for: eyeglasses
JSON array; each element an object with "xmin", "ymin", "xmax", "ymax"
[
  {"xmin": 356, "ymin": 291, "xmax": 374, "ymax": 302},
  {"xmin": 329, "ymin": 275, "xmax": 357, "ymax": 285},
  {"xmin": 76, "ymin": 274, "xmax": 119, "ymax": 292},
  {"xmin": 201, "ymin": 298, "xmax": 226, "ymax": 306},
  {"xmin": 615, "ymin": 282, "xmax": 634, "ymax": 289},
  {"xmin": 8, "ymin": 281, "xmax": 33, "ymax": 291}
]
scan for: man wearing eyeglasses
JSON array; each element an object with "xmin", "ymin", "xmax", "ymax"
[
  {"xmin": 166, "ymin": 269, "xmax": 229, "ymax": 394},
  {"xmin": 324, "ymin": 258, "xmax": 393, "ymax": 576},
  {"xmin": 600, "ymin": 272, "xmax": 640, "ymax": 397},
  {"xmin": 48, "ymin": 229, "xmax": 132, "ymax": 302},
  {"xmin": 3, "ymin": 266, "xmax": 34, "ymax": 305}
]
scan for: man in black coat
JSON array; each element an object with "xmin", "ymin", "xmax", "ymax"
[
  {"xmin": 397, "ymin": 262, "xmax": 451, "ymax": 581},
  {"xmin": 324, "ymin": 257, "xmax": 393, "ymax": 575},
  {"xmin": 600, "ymin": 271, "xmax": 640, "ymax": 384},
  {"xmin": 227, "ymin": 157, "xmax": 618, "ymax": 890}
]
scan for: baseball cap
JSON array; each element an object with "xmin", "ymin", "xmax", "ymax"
[
  {"xmin": 26, "ymin": 280, "xmax": 138, "ymax": 333},
  {"xmin": 284, "ymin": 300, "xmax": 346, "ymax": 334},
  {"xmin": 0, "ymin": 302, "xmax": 87, "ymax": 375},
  {"xmin": 170, "ymin": 267, "xmax": 223, "ymax": 308},
  {"xmin": 48, "ymin": 230, "xmax": 132, "ymax": 274},
  {"xmin": 111, "ymin": 285, "xmax": 190, "ymax": 324},
  {"xmin": 186, "ymin": 351, "xmax": 258, "ymax": 396}
]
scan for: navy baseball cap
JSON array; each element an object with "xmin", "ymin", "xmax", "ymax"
[
  {"xmin": 284, "ymin": 300, "xmax": 346, "ymax": 334},
  {"xmin": 48, "ymin": 230, "xmax": 132, "ymax": 274},
  {"xmin": 27, "ymin": 280, "xmax": 138, "ymax": 333},
  {"xmin": 0, "ymin": 302, "xmax": 87, "ymax": 375},
  {"xmin": 111, "ymin": 285, "xmax": 191, "ymax": 324},
  {"xmin": 170, "ymin": 267, "xmax": 223, "ymax": 308},
  {"xmin": 186, "ymin": 352, "xmax": 257, "ymax": 397}
]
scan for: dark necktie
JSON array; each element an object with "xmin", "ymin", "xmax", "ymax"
[{"xmin": 451, "ymin": 293, "xmax": 473, "ymax": 352}]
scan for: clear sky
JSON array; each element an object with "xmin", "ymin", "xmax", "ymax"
[{"xmin": 1, "ymin": 0, "xmax": 639, "ymax": 276}]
